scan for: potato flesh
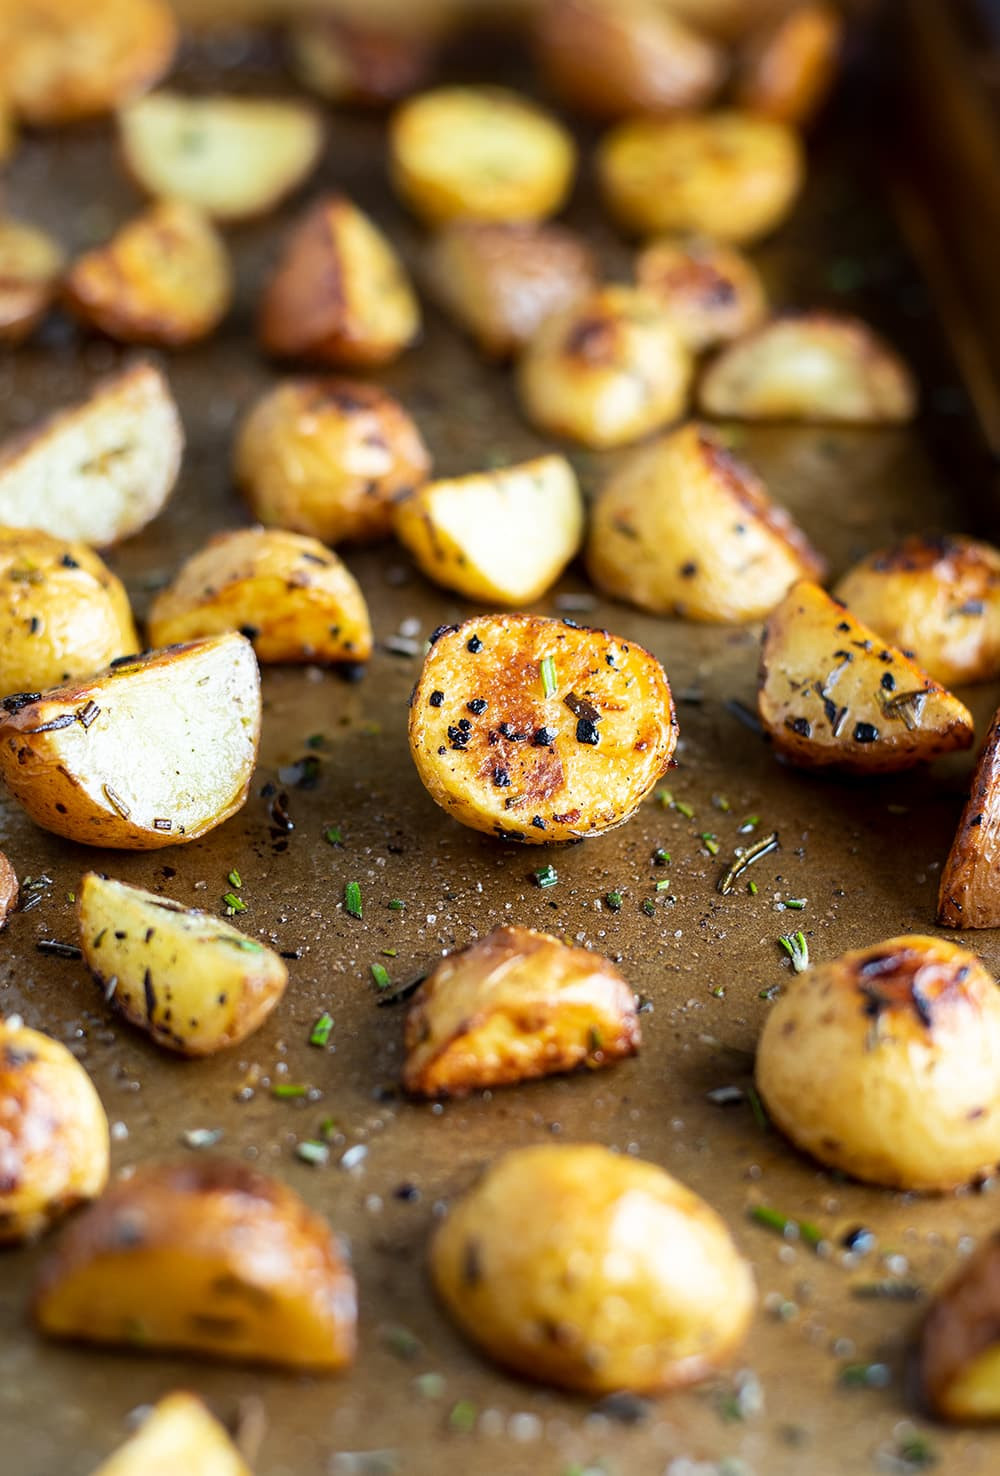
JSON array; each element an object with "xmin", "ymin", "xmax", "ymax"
[
  {"xmin": 635, "ymin": 236, "xmax": 767, "ymax": 351},
  {"xmin": 0, "ymin": 218, "xmax": 65, "ymax": 342},
  {"xmin": 91, "ymin": 1392, "xmax": 252, "ymax": 1476},
  {"xmin": 920, "ymin": 1236, "xmax": 1000, "ymax": 1422},
  {"xmin": 938, "ymin": 708, "xmax": 1000, "ymax": 928}
]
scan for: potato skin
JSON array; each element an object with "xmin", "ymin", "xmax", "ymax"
[
  {"xmin": 919, "ymin": 1234, "xmax": 1000, "ymax": 1422},
  {"xmin": 91, "ymin": 1392, "xmax": 252, "ymax": 1476},
  {"xmin": 35, "ymin": 1158, "xmax": 357, "ymax": 1371},
  {"xmin": 0, "ymin": 1018, "xmax": 109, "ymax": 1244},
  {"xmin": 758, "ymin": 581, "xmax": 973, "ymax": 773},
  {"xmin": 735, "ymin": 2, "xmax": 842, "ymax": 126},
  {"xmin": 403, "ymin": 926, "xmax": 639, "ymax": 1097},
  {"xmin": 430, "ymin": 1144, "xmax": 755, "ymax": 1393},
  {"xmin": 408, "ymin": 613, "xmax": 677, "ymax": 843},
  {"xmin": 0, "ymin": 218, "xmax": 65, "ymax": 345},
  {"xmin": 587, "ymin": 422, "xmax": 824, "ymax": 621},
  {"xmin": 635, "ymin": 235, "xmax": 767, "ymax": 352},
  {"xmin": 288, "ymin": 15, "xmax": 434, "ymax": 105},
  {"xmin": 757, "ymin": 935, "xmax": 1000, "ymax": 1192},
  {"xmin": 0, "ymin": 851, "xmax": 17, "ymax": 928},
  {"xmin": 938, "ymin": 707, "xmax": 1000, "ymax": 929}
]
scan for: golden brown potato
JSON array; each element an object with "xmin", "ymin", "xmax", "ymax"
[
  {"xmin": 63, "ymin": 201, "xmax": 232, "ymax": 349},
  {"xmin": 0, "ymin": 218, "xmax": 65, "ymax": 345},
  {"xmin": 756, "ymin": 935, "xmax": 1000, "ymax": 1192},
  {"xmin": 598, "ymin": 111, "xmax": 803, "ymax": 243},
  {"xmin": 0, "ymin": 363, "xmax": 183, "ymax": 548},
  {"xmin": 758, "ymin": 581, "xmax": 974, "ymax": 773},
  {"xmin": 634, "ymin": 235, "xmax": 767, "ymax": 351},
  {"xmin": 587, "ymin": 422, "xmax": 824, "ymax": 621},
  {"xmin": 389, "ymin": 86, "xmax": 576, "ymax": 226},
  {"xmin": 735, "ymin": 3, "xmax": 843, "ymax": 127},
  {"xmin": 834, "ymin": 534, "xmax": 1000, "ymax": 689},
  {"xmin": 516, "ymin": 285, "xmax": 692, "ymax": 448},
  {"xmin": 919, "ymin": 1235, "xmax": 1000, "ymax": 1422},
  {"xmin": 0, "ymin": 1017, "xmax": 109, "ymax": 1245},
  {"xmin": 0, "ymin": 632, "xmax": 261, "ymax": 849},
  {"xmin": 403, "ymin": 926, "xmax": 639, "ymax": 1097},
  {"xmin": 91, "ymin": 1392, "xmax": 253, "ymax": 1476},
  {"xmin": 0, "ymin": 526, "xmax": 138, "ymax": 695},
  {"xmin": 699, "ymin": 313, "xmax": 918, "ymax": 423},
  {"xmin": 395, "ymin": 454, "xmax": 583, "ymax": 606},
  {"xmin": 148, "ymin": 526, "xmax": 372, "ymax": 665},
  {"xmin": 287, "ymin": 14, "xmax": 435, "ymax": 105},
  {"xmin": 0, "ymin": 850, "xmax": 17, "ymax": 928},
  {"xmin": 0, "ymin": 99, "xmax": 14, "ymax": 165},
  {"xmin": 118, "ymin": 93, "xmax": 323, "ymax": 224},
  {"xmin": 408, "ymin": 613, "xmax": 677, "ymax": 842},
  {"xmin": 0, "ymin": 0, "xmax": 177, "ymax": 126},
  {"xmin": 35, "ymin": 1158, "xmax": 357, "ymax": 1371},
  {"xmin": 938, "ymin": 707, "xmax": 1000, "ymax": 929},
  {"xmin": 424, "ymin": 221, "xmax": 597, "ymax": 360},
  {"xmin": 77, "ymin": 873, "xmax": 288, "ymax": 1056},
  {"xmin": 431, "ymin": 1144, "xmax": 755, "ymax": 1393},
  {"xmin": 259, "ymin": 195, "xmax": 421, "ymax": 368}
]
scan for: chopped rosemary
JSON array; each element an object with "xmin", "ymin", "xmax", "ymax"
[
  {"xmin": 839, "ymin": 1362, "xmax": 891, "ymax": 1389},
  {"xmin": 388, "ymin": 898, "xmax": 405, "ymax": 910},
  {"xmin": 381, "ymin": 1324, "xmax": 422, "ymax": 1360},
  {"xmin": 746, "ymin": 1083, "xmax": 769, "ymax": 1132},
  {"xmin": 310, "ymin": 1012, "xmax": 334, "ymax": 1047},
  {"xmin": 652, "ymin": 847, "xmax": 670, "ymax": 866},
  {"xmin": 893, "ymin": 1433, "xmax": 937, "ymax": 1468},
  {"xmin": 712, "ymin": 794, "xmax": 731, "ymax": 811},
  {"xmin": 540, "ymin": 654, "xmax": 557, "ymax": 699},
  {"xmin": 345, "ymin": 881, "xmax": 362, "ymax": 919},
  {"xmin": 604, "ymin": 890, "xmax": 623, "ymax": 912},
  {"xmin": 382, "ymin": 947, "xmax": 397, "ymax": 957},
  {"xmin": 783, "ymin": 897, "xmax": 807, "ymax": 911},
  {"xmin": 655, "ymin": 878, "xmax": 672, "ymax": 892},
  {"xmin": 227, "ymin": 869, "xmax": 242, "ymax": 889},
  {"xmin": 296, "ymin": 1139, "xmax": 329, "ymax": 1166},
  {"xmin": 779, "ymin": 931, "xmax": 809, "ymax": 973},
  {"xmin": 223, "ymin": 892, "xmax": 246, "ymax": 914},
  {"xmin": 674, "ymin": 801, "xmax": 694, "ymax": 820},
  {"xmin": 700, "ymin": 832, "xmax": 720, "ymax": 856},
  {"xmin": 448, "ymin": 1401, "xmax": 478, "ymax": 1434},
  {"xmin": 748, "ymin": 1204, "xmax": 824, "ymax": 1248},
  {"xmin": 533, "ymin": 864, "xmax": 558, "ymax": 888},
  {"xmin": 655, "ymin": 787, "xmax": 673, "ymax": 807},
  {"xmin": 717, "ymin": 830, "xmax": 779, "ymax": 895},
  {"xmin": 371, "ymin": 962, "xmax": 391, "ymax": 989},
  {"xmin": 739, "ymin": 815, "xmax": 760, "ymax": 834},
  {"xmin": 641, "ymin": 898, "xmax": 656, "ymax": 917},
  {"xmin": 272, "ymin": 1083, "xmax": 309, "ymax": 1099},
  {"xmin": 748, "ymin": 880, "xmax": 758, "ymax": 895},
  {"xmin": 324, "ymin": 825, "xmax": 343, "ymax": 846}
]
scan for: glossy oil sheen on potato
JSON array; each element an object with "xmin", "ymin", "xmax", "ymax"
[
  {"xmin": 938, "ymin": 706, "xmax": 1000, "ymax": 928},
  {"xmin": 90, "ymin": 1392, "xmax": 253, "ymax": 1476},
  {"xmin": 920, "ymin": 1235, "xmax": 1000, "ymax": 1421}
]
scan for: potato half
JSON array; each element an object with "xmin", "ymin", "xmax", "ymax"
[
  {"xmin": 0, "ymin": 218, "xmax": 66, "ymax": 345},
  {"xmin": 0, "ymin": 632, "xmax": 261, "ymax": 849},
  {"xmin": 395, "ymin": 454, "xmax": 583, "ymax": 606},
  {"xmin": 0, "ymin": 1017, "xmax": 109, "ymax": 1244},
  {"xmin": 635, "ymin": 235, "xmax": 767, "ymax": 352},
  {"xmin": 700, "ymin": 313, "xmax": 917, "ymax": 422},
  {"xmin": 288, "ymin": 14, "xmax": 434, "ymax": 105},
  {"xmin": 91, "ymin": 1392, "xmax": 252, "ymax": 1476},
  {"xmin": 756, "ymin": 935, "xmax": 1000, "ymax": 1191},
  {"xmin": 587, "ymin": 422, "xmax": 824, "ymax": 621},
  {"xmin": 0, "ymin": 363, "xmax": 183, "ymax": 548},
  {"xmin": 431, "ymin": 1144, "xmax": 755, "ymax": 1393},
  {"xmin": 938, "ymin": 708, "xmax": 1000, "ymax": 929},
  {"xmin": 758, "ymin": 581, "xmax": 973, "ymax": 773},
  {"xmin": 118, "ymin": 92, "xmax": 323, "ymax": 223},
  {"xmin": 919, "ymin": 1235, "xmax": 1000, "ymax": 1422},
  {"xmin": 408, "ymin": 613, "xmax": 677, "ymax": 842},
  {"xmin": 259, "ymin": 195, "xmax": 420, "ymax": 368},
  {"xmin": 389, "ymin": 85, "xmax": 576, "ymax": 226},
  {"xmin": 35, "ymin": 1158, "xmax": 357, "ymax": 1371},
  {"xmin": 516, "ymin": 285, "xmax": 692, "ymax": 449},
  {"xmin": 735, "ymin": 3, "xmax": 843, "ymax": 126}
]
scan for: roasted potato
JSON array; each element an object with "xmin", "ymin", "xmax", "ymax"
[
  {"xmin": 598, "ymin": 111, "xmax": 803, "ymax": 243},
  {"xmin": 78, "ymin": 873, "xmax": 288, "ymax": 1057},
  {"xmin": 587, "ymin": 422, "xmax": 824, "ymax": 621},
  {"xmin": 919, "ymin": 1234, "xmax": 1000, "ymax": 1422},
  {"xmin": 516, "ymin": 285, "xmax": 692, "ymax": 448},
  {"xmin": 634, "ymin": 235, "xmax": 767, "ymax": 351},
  {"xmin": 758, "ymin": 581, "xmax": 974, "ymax": 773},
  {"xmin": 424, "ymin": 221, "xmax": 597, "ymax": 360},
  {"xmin": 389, "ymin": 86, "xmax": 576, "ymax": 226},
  {"xmin": 259, "ymin": 194, "xmax": 421, "ymax": 368},
  {"xmin": 834, "ymin": 534, "xmax": 1000, "ymax": 689},
  {"xmin": 0, "ymin": 363, "xmax": 183, "ymax": 548},
  {"xmin": 0, "ymin": 99, "xmax": 13, "ymax": 165},
  {"xmin": 735, "ymin": 3, "xmax": 842, "ymax": 127},
  {"xmin": 35, "ymin": 1158, "xmax": 357, "ymax": 1371},
  {"xmin": 699, "ymin": 312, "xmax": 918, "ymax": 422},
  {"xmin": 0, "ymin": 850, "xmax": 17, "ymax": 928},
  {"xmin": 0, "ymin": 0, "xmax": 177, "ymax": 126},
  {"xmin": 408, "ymin": 613, "xmax": 677, "ymax": 842},
  {"xmin": 287, "ymin": 14, "xmax": 434, "ymax": 105},
  {"xmin": 0, "ymin": 632, "xmax": 261, "ymax": 849},
  {"xmin": 403, "ymin": 926, "xmax": 639, "ymax": 1097},
  {"xmin": 118, "ymin": 92, "xmax": 323, "ymax": 224},
  {"xmin": 63, "ymin": 200, "xmax": 232, "ymax": 349},
  {"xmin": 938, "ymin": 707, "xmax": 1000, "ymax": 929},
  {"xmin": 431, "ymin": 1144, "xmax": 755, "ymax": 1393},
  {"xmin": 148, "ymin": 526, "xmax": 372, "ymax": 665},
  {"xmin": 91, "ymin": 1392, "xmax": 252, "ymax": 1476},
  {"xmin": 756, "ymin": 935, "xmax": 1000, "ymax": 1192},
  {"xmin": 395, "ymin": 454, "xmax": 583, "ymax": 606},
  {"xmin": 0, "ymin": 526, "xmax": 138, "ymax": 694},
  {"xmin": 0, "ymin": 1017, "xmax": 109, "ymax": 1244},
  {"xmin": 0, "ymin": 218, "xmax": 65, "ymax": 345},
  {"xmin": 234, "ymin": 378, "xmax": 430, "ymax": 546}
]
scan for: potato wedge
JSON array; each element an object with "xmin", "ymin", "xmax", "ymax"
[
  {"xmin": 588, "ymin": 422, "xmax": 824, "ymax": 621},
  {"xmin": 35, "ymin": 1158, "xmax": 357, "ymax": 1371},
  {"xmin": 699, "ymin": 312, "xmax": 917, "ymax": 422},
  {"xmin": 0, "ymin": 0, "xmax": 177, "ymax": 126},
  {"xmin": 0, "ymin": 526, "xmax": 138, "ymax": 694},
  {"xmin": 735, "ymin": 3, "xmax": 842, "ymax": 127},
  {"xmin": 91, "ymin": 1392, "xmax": 252, "ymax": 1476},
  {"xmin": 77, "ymin": 874, "xmax": 288, "ymax": 1056},
  {"xmin": 431, "ymin": 1144, "xmax": 755, "ymax": 1393},
  {"xmin": 598, "ymin": 111, "xmax": 803, "ymax": 243},
  {"xmin": 0, "ymin": 363, "xmax": 183, "ymax": 548},
  {"xmin": 148, "ymin": 526, "xmax": 372, "ymax": 665},
  {"xmin": 919, "ymin": 1235, "xmax": 1000, "ymax": 1421},
  {"xmin": 756, "ymin": 935, "xmax": 1000, "ymax": 1191},
  {"xmin": 0, "ymin": 632, "xmax": 260, "ymax": 849},
  {"xmin": 118, "ymin": 92, "xmax": 323, "ymax": 223},
  {"xmin": 287, "ymin": 14, "xmax": 434, "ymax": 105},
  {"xmin": 395, "ymin": 454, "xmax": 583, "ymax": 606},
  {"xmin": 516, "ymin": 285, "xmax": 692, "ymax": 449},
  {"xmin": 234, "ymin": 378, "xmax": 430, "ymax": 546},
  {"xmin": 758, "ymin": 581, "xmax": 974, "ymax": 773},
  {"xmin": 403, "ymin": 926, "xmax": 639, "ymax": 1097},
  {"xmin": 424, "ymin": 221, "xmax": 597, "ymax": 360},
  {"xmin": 408, "ymin": 613, "xmax": 677, "ymax": 842},
  {"xmin": 259, "ymin": 195, "xmax": 420, "ymax": 368},
  {"xmin": 0, "ymin": 1017, "xmax": 109, "ymax": 1244},
  {"xmin": 938, "ymin": 707, "xmax": 1000, "ymax": 929},
  {"xmin": 0, "ymin": 218, "xmax": 65, "ymax": 345},
  {"xmin": 635, "ymin": 235, "xmax": 767, "ymax": 351},
  {"xmin": 834, "ymin": 534, "xmax": 1000, "ymax": 689},
  {"xmin": 389, "ymin": 86, "xmax": 576, "ymax": 226}
]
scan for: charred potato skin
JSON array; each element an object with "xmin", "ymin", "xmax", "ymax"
[
  {"xmin": 634, "ymin": 235, "xmax": 767, "ymax": 352},
  {"xmin": 0, "ymin": 219, "xmax": 66, "ymax": 345},
  {"xmin": 919, "ymin": 1234, "xmax": 1000, "ymax": 1422},
  {"xmin": 403, "ymin": 926, "xmax": 639, "ymax": 1097},
  {"xmin": 938, "ymin": 707, "xmax": 1000, "ymax": 929},
  {"xmin": 92, "ymin": 1391, "xmax": 252, "ymax": 1476},
  {"xmin": 35, "ymin": 1158, "xmax": 357, "ymax": 1371},
  {"xmin": 736, "ymin": 2, "xmax": 843, "ymax": 127},
  {"xmin": 288, "ymin": 15, "xmax": 435, "ymax": 105}
]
